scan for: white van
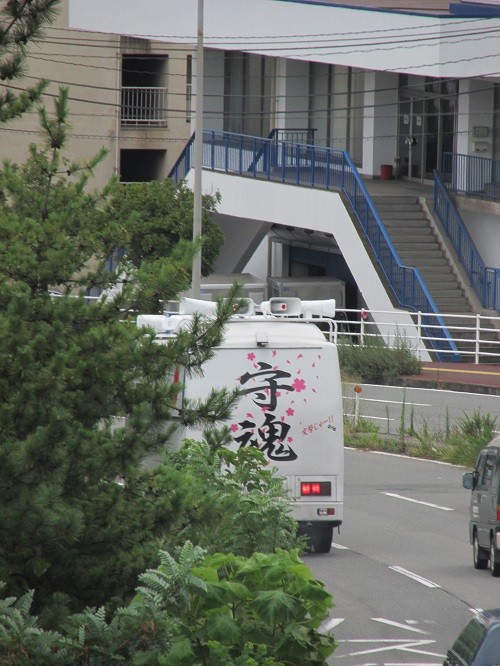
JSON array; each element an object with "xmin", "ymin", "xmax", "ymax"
[{"xmin": 138, "ymin": 297, "xmax": 344, "ymax": 553}]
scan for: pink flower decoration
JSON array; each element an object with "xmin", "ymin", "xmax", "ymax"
[
  {"xmin": 247, "ymin": 353, "xmax": 255, "ymax": 361},
  {"xmin": 231, "ymin": 424, "xmax": 239, "ymax": 432},
  {"xmin": 292, "ymin": 378, "xmax": 306, "ymax": 392},
  {"xmin": 297, "ymin": 353, "xmax": 303, "ymax": 359},
  {"xmin": 286, "ymin": 408, "xmax": 294, "ymax": 416},
  {"xmin": 287, "ymin": 437, "xmax": 293, "ymax": 443},
  {"xmin": 272, "ymin": 350, "xmax": 277, "ymax": 357}
]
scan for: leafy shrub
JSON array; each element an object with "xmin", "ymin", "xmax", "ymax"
[
  {"xmin": 338, "ymin": 335, "xmax": 422, "ymax": 383},
  {"xmin": 0, "ymin": 544, "xmax": 337, "ymax": 665},
  {"xmin": 441, "ymin": 410, "xmax": 497, "ymax": 467},
  {"xmin": 154, "ymin": 440, "xmax": 301, "ymax": 556}
]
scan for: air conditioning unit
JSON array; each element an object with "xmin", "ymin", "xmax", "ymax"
[{"xmin": 267, "ymin": 276, "xmax": 346, "ymax": 309}]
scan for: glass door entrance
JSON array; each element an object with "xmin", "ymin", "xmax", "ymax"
[
  {"xmin": 398, "ymin": 86, "xmax": 457, "ymax": 181},
  {"xmin": 398, "ymin": 98, "xmax": 424, "ymax": 180}
]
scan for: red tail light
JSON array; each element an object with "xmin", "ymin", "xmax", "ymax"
[
  {"xmin": 497, "ymin": 505, "xmax": 500, "ymax": 521},
  {"xmin": 301, "ymin": 481, "xmax": 331, "ymax": 496}
]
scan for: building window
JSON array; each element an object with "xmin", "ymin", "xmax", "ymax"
[
  {"xmin": 119, "ymin": 149, "xmax": 167, "ymax": 182},
  {"xmin": 308, "ymin": 63, "xmax": 364, "ymax": 166},
  {"xmin": 186, "ymin": 54, "xmax": 193, "ymax": 122},
  {"xmin": 223, "ymin": 52, "xmax": 275, "ymax": 137},
  {"xmin": 121, "ymin": 55, "xmax": 168, "ymax": 127}
]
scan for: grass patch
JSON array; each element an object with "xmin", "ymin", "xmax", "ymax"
[
  {"xmin": 344, "ymin": 409, "xmax": 497, "ymax": 468},
  {"xmin": 339, "ymin": 334, "xmax": 422, "ymax": 384}
]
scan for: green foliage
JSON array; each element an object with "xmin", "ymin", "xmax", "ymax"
[
  {"xmin": 0, "ymin": 545, "xmax": 337, "ymax": 665},
  {"xmin": 104, "ymin": 179, "xmax": 224, "ymax": 278},
  {"xmin": 343, "ymin": 410, "xmax": 498, "ymax": 465},
  {"xmin": 339, "ymin": 335, "xmax": 422, "ymax": 383},
  {"xmin": 0, "ymin": 90, "xmax": 239, "ymax": 615},
  {"xmin": 0, "ymin": 0, "xmax": 60, "ymax": 124},
  {"xmin": 153, "ymin": 441, "xmax": 300, "ymax": 556},
  {"xmin": 441, "ymin": 410, "xmax": 497, "ymax": 467}
]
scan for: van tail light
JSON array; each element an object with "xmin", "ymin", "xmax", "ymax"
[
  {"xmin": 497, "ymin": 505, "xmax": 500, "ymax": 521},
  {"xmin": 301, "ymin": 481, "xmax": 331, "ymax": 496}
]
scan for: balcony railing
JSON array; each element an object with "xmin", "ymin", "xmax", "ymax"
[
  {"xmin": 442, "ymin": 151, "xmax": 500, "ymax": 201},
  {"xmin": 121, "ymin": 86, "xmax": 168, "ymax": 126},
  {"xmin": 169, "ymin": 129, "xmax": 459, "ymax": 361}
]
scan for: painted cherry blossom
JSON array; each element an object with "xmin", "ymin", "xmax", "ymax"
[
  {"xmin": 231, "ymin": 423, "xmax": 239, "ymax": 432},
  {"xmin": 292, "ymin": 378, "xmax": 306, "ymax": 392},
  {"xmin": 247, "ymin": 352, "xmax": 255, "ymax": 361},
  {"xmin": 286, "ymin": 407, "xmax": 294, "ymax": 416}
]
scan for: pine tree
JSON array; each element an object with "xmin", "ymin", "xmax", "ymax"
[
  {"xmin": 0, "ymin": 88, "xmax": 237, "ymax": 618},
  {"xmin": 0, "ymin": 0, "xmax": 60, "ymax": 123}
]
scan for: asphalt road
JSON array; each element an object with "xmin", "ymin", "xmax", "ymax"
[
  {"xmin": 343, "ymin": 382, "xmax": 500, "ymax": 436},
  {"xmin": 306, "ymin": 448, "xmax": 500, "ymax": 666}
]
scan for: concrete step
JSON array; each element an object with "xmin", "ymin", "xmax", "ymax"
[
  {"xmin": 380, "ymin": 211, "xmax": 428, "ymax": 220},
  {"xmin": 376, "ymin": 203, "xmax": 422, "ymax": 213},
  {"xmin": 398, "ymin": 249, "xmax": 444, "ymax": 259},
  {"xmin": 370, "ymin": 196, "xmax": 419, "ymax": 205}
]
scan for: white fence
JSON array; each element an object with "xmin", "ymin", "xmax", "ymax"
[{"xmin": 336, "ymin": 308, "xmax": 500, "ymax": 364}]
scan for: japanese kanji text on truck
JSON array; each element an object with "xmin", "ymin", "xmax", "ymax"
[{"xmin": 137, "ymin": 296, "xmax": 344, "ymax": 554}]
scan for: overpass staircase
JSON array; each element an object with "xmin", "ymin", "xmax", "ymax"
[{"xmin": 371, "ymin": 194, "xmax": 500, "ymax": 360}]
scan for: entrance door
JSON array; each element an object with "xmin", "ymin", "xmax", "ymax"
[
  {"xmin": 398, "ymin": 97, "xmax": 425, "ymax": 180},
  {"xmin": 399, "ymin": 91, "xmax": 457, "ymax": 182}
]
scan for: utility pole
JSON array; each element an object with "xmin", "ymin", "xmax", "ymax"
[{"xmin": 191, "ymin": 0, "xmax": 204, "ymax": 298}]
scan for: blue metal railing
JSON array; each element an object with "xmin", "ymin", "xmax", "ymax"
[
  {"xmin": 169, "ymin": 129, "xmax": 459, "ymax": 360},
  {"xmin": 434, "ymin": 168, "xmax": 500, "ymax": 314},
  {"xmin": 442, "ymin": 152, "xmax": 500, "ymax": 201}
]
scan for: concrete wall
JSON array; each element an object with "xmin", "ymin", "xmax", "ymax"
[
  {"xmin": 186, "ymin": 169, "xmax": 431, "ymax": 359},
  {"xmin": 362, "ymin": 71, "xmax": 399, "ymax": 177},
  {"xmin": 70, "ymin": 0, "xmax": 500, "ymax": 79}
]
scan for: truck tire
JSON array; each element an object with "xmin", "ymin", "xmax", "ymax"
[
  {"xmin": 490, "ymin": 539, "xmax": 500, "ymax": 577},
  {"xmin": 311, "ymin": 524, "xmax": 333, "ymax": 554},
  {"xmin": 473, "ymin": 533, "xmax": 488, "ymax": 570}
]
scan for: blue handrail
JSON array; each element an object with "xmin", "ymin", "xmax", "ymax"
[
  {"xmin": 434, "ymin": 168, "xmax": 500, "ymax": 314},
  {"xmin": 169, "ymin": 129, "xmax": 459, "ymax": 361},
  {"xmin": 442, "ymin": 151, "xmax": 500, "ymax": 202}
]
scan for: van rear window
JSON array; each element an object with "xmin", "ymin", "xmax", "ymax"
[{"xmin": 451, "ymin": 618, "xmax": 487, "ymax": 664}]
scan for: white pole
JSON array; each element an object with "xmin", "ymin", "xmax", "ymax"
[{"xmin": 191, "ymin": 0, "xmax": 204, "ymax": 297}]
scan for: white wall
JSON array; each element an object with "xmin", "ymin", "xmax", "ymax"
[
  {"xmin": 70, "ymin": 0, "xmax": 500, "ymax": 79},
  {"xmin": 362, "ymin": 71, "xmax": 399, "ymax": 177}
]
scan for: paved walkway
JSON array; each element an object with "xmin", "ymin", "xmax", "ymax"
[{"xmin": 396, "ymin": 362, "xmax": 500, "ymax": 395}]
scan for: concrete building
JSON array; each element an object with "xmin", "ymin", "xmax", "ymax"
[{"xmin": 11, "ymin": 0, "xmax": 500, "ymax": 357}]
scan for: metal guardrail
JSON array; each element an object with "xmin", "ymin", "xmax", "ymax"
[
  {"xmin": 442, "ymin": 151, "xmax": 500, "ymax": 201},
  {"xmin": 268, "ymin": 128, "xmax": 317, "ymax": 144},
  {"xmin": 121, "ymin": 86, "xmax": 168, "ymax": 126},
  {"xmin": 434, "ymin": 167, "xmax": 500, "ymax": 315},
  {"xmin": 336, "ymin": 308, "xmax": 500, "ymax": 365},
  {"xmin": 168, "ymin": 129, "xmax": 459, "ymax": 361}
]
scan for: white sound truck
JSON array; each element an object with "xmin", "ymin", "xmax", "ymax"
[{"xmin": 137, "ymin": 296, "xmax": 344, "ymax": 554}]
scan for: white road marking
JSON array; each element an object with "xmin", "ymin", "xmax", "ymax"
[
  {"xmin": 382, "ymin": 492, "xmax": 454, "ymax": 511},
  {"xmin": 389, "ymin": 566, "xmax": 441, "ymax": 588},
  {"xmin": 331, "ymin": 542, "xmax": 349, "ymax": 550},
  {"xmin": 321, "ymin": 617, "xmax": 345, "ymax": 631},
  {"xmin": 344, "ymin": 396, "xmax": 432, "ymax": 408},
  {"xmin": 372, "ymin": 618, "xmax": 427, "ymax": 634},
  {"xmin": 348, "ymin": 639, "xmax": 443, "ymax": 658}
]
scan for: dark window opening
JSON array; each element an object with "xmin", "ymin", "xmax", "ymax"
[{"xmin": 120, "ymin": 149, "xmax": 166, "ymax": 182}]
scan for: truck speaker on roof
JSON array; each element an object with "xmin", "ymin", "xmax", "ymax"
[
  {"xmin": 179, "ymin": 297, "xmax": 218, "ymax": 315},
  {"xmin": 301, "ymin": 299, "xmax": 336, "ymax": 318},
  {"xmin": 260, "ymin": 297, "xmax": 304, "ymax": 317}
]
